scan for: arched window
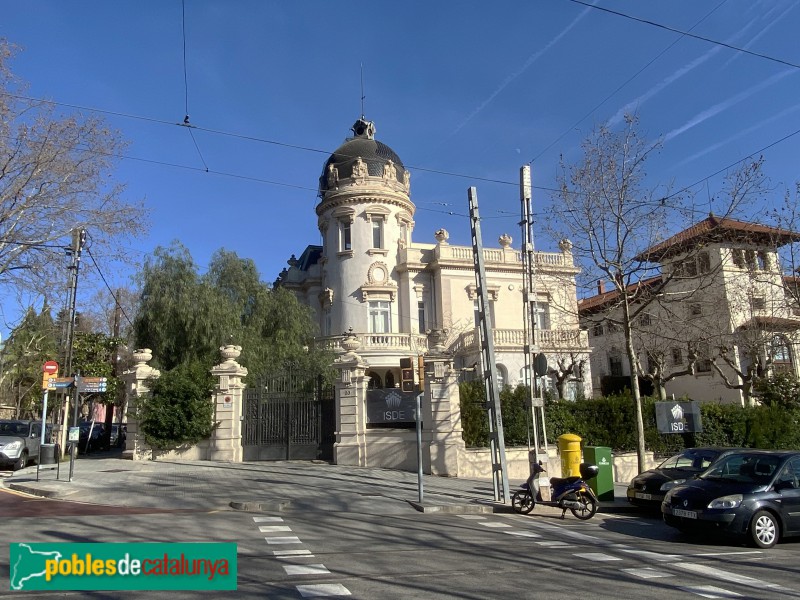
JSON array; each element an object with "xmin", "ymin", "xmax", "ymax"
[
  {"xmin": 771, "ymin": 335, "xmax": 794, "ymax": 374},
  {"xmin": 367, "ymin": 371, "xmax": 383, "ymax": 389},
  {"xmin": 496, "ymin": 364, "xmax": 507, "ymax": 389}
]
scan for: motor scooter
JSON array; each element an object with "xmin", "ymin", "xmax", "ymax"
[{"xmin": 512, "ymin": 460, "xmax": 600, "ymax": 520}]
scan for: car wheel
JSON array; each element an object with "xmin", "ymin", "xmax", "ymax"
[
  {"xmin": 749, "ymin": 510, "xmax": 779, "ymax": 549},
  {"xmin": 13, "ymin": 451, "xmax": 28, "ymax": 471}
]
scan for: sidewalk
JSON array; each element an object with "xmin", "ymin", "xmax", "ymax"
[{"xmin": 3, "ymin": 454, "xmax": 638, "ymax": 516}]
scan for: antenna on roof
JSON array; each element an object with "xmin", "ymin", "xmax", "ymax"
[{"xmin": 360, "ymin": 63, "xmax": 366, "ymax": 119}]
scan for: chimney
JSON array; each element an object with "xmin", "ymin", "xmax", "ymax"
[{"xmin": 597, "ymin": 280, "xmax": 606, "ymax": 294}]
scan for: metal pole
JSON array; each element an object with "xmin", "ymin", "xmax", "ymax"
[
  {"xmin": 416, "ymin": 392, "xmax": 423, "ymax": 503},
  {"xmin": 67, "ymin": 228, "xmax": 86, "ymax": 429}
]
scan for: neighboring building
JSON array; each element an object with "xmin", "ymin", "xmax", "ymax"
[
  {"xmin": 276, "ymin": 117, "xmax": 592, "ymax": 399},
  {"xmin": 579, "ymin": 215, "xmax": 800, "ymax": 405}
]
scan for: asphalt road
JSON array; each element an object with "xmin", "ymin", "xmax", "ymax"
[{"xmin": 2, "ymin": 487, "xmax": 800, "ymax": 599}]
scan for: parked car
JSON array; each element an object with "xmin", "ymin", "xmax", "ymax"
[
  {"xmin": 110, "ymin": 423, "xmax": 127, "ymax": 448},
  {"xmin": 627, "ymin": 447, "xmax": 737, "ymax": 508},
  {"xmin": 77, "ymin": 422, "xmax": 106, "ymax": 453},
  {"xmin": 662, "ymin": 449, "xmax": 800, "ymax": 548},
  {"xmin": 0, "ymin": 420, "xmax": 46, "ymax": 470}
]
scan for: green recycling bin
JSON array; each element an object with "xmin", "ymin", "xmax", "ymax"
[{"xmin": 584, "ymin": 446, "xmax": 614, "ymax": 501}]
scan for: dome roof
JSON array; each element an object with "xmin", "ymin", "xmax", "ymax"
[{"xmin": 318, "ymin": 118, "xmax": 407, "ymax": 194}]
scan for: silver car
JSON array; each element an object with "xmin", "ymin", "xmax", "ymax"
[{"xmin": 0, "ymin": 420, "xmax": 45, "ymax": 471}]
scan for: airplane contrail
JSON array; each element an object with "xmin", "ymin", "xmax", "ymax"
[
  {"xmin": 663, "ymin": 70, "xmax": 794, "ymax": 142},
  {"xmin": 451, "ymin": 2, "xmax": 596, "ymax": 136}
]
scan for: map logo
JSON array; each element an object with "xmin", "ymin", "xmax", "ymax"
[{"xmin": 9, "ymin": 542, "xmax": 237, "ymax": 591}]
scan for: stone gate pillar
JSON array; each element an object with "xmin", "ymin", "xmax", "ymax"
[
  {"xmin": 333, "ymin": 331, "xmax": 369, "ymax": 466},
  {"xmin": 121, "ymin": 349, "xmax": 160, "ymax": 460},
  {"xmin": 423, "ymin": 330, "xmax": 465, "ymax": 476},
  {"xmin": 209, "ymin": 344, "xmax": 248, "ymax": 462}
]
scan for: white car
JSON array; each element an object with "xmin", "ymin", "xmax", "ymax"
[{"xmin": 0, "ymin": 420, "xmax": 46, "ymax": 471}]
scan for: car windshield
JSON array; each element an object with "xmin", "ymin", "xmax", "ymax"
[
  {"xmin": 700, "ymin": 453, "xmax": 782, "ymax": 484},
  {"xmin": 0, "ymin": 421, "xmax": 28, "ymax": 436},
  {"xmin": 658, "ymin": 449, "xmax": 719, "ymax": 471}
]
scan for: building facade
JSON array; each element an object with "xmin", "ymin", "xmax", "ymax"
[
  {"xmin": 579, "ymin": 215, "xmax": 800, "ymax": 405},
  {"xmin": 276, "ymin": 117, "xmax": 592, "ymax": 402}
]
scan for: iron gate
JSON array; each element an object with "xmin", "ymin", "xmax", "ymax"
[{"xmin": 242, "ymin": 372, "xmax": 335, "ymax": 461}]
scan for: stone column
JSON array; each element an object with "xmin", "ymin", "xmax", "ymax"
[
  {"xmin": 121, "ymin": 349, "xmax": 160, "ymax": 461},
  {"xmin": 423, "ymin": 330, "xmax": 465, "ymax": 476},
  {"xmin": 209, "ymin": 344, "xmax": 248, "ymax": 462},
  {"xmin": 333, "ymin": 330, "xmax": 369, "ymax": 466}
]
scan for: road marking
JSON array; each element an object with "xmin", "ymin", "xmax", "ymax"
[
  {"xmin": 618, "ymin": 548, "xmax": 680, "ymax": 562},
  {"xmin": 573, "ymin": 552, "xmax": 622, "ymax": 562},
  {"xmin": 535, "ymin": 541, "xmax": 571, "ymax": 547},
  {"xmin": 265, "ymin": 536, "xmax": 302, "ymax": 544},
  {"xmin": 259, "ymin": 525, "xmax": 292, "ymax": 533},
  {"xmin": 273, "ymin": 549, "xmax": 313, "ymax": 557},
  {"xmin": 622, "ymin": 567, "xmax": 669, "ymax": 579},
  {"xmin": 677, "ymin": 585, "xmax": 742, "ymax": 598},
  {"xmin": 296, "ymin": 583, "xmax": 352, "ymax": 597},
  {"xmin": 478, "ymin": 522, "xmax": 511, "ymax": 528},
  {"xmin": 677, "ymin": 563, "xmax": 791, "ymax": 592},
  {"xmin": 506, "ymin": 531, "xmax": 541, "ymax": 538},
  {"xmin": 456, "ymin": 515, "xmax": 486, "ymax": 520},
  {"xmin": 254, "ymin": 516, "xmax": 284, "ymax": 522},
  {"xmin": 691, "ymin": 551, "xmax": 762, "ymax": 557},
  {"xmin": 284, "ymin": 564, "xmax": 330, "ymax": 576}
]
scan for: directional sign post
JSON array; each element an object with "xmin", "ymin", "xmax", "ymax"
[
  {"xmin": 77, "ymin": 377, "xmax": 108, "ymax": 393},
  {"xmin": 40, "ymin": 361, "xmax": 59, "ymax": 445}
]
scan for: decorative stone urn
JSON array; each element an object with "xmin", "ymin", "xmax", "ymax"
[
  {"xmin": 499, "ymin": 234, "xmax": 513, "ymax": 248},
  {"xmin": 340, "ymin": 327, "xmax": 361, "ymax": 358},
  {"xmin": 434, "ymin": 228, "xmax": 449, "ymax": 245},
  {"xmin": 131, "ymin": 348, "xmax": 153, "ymax": 366},
  {"xmin": 219, "ymin": 344, "xmax": 242, "ymax": 364},
  {"xmin": 427, "ymin": 329, "xmax": 449, "ymax": 354}
]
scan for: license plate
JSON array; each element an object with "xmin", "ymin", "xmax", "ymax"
[
  {"xmin": 672, "ymin": 508, "xmax": 697, "ymax": 519},
  {"xmin": 635, "ymin": 492, "xmax": 653, "ymax": 500}
]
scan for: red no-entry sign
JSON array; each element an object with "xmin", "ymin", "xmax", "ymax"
[{"xmin": 43, "ymin": 360, "xmax": 59, "ymax": 375}]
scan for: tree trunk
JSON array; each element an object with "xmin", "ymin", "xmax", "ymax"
[{"xmin": 622, "ymin": 299, "xmax": 647, "ymax": 473}]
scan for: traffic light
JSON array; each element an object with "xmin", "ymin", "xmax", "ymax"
[
  {"xmin": 400, "ymin": 357, "xmax": 414, "ymax": 392},
  {"xmin": 417, "ymin": 355, "xmax": 425, "ymax": 393}
]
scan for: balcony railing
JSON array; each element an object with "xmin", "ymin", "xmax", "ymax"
[
  {"xmin": 317, "ymin": 332, "xmax": 429, "ymax": 353},
  {"xmin": 318, "ymin": 328, "xmax": 587, "ymax": 355},
  {"xmin": 450, "ymin": 328, "xmax": 589, "ymax": 354}
]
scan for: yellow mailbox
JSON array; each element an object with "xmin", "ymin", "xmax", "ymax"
[{"xmin": 558, "ymin": 433, "xmax": 582, "ymax": 477}]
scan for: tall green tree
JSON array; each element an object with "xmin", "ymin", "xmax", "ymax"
[
  {"xmin": 133, "ymin": 244, "xmax": 332, "ymax": 380},
  {"xmin": 0, "ymin": 305, "xmax": 58, "ymax": 417}
]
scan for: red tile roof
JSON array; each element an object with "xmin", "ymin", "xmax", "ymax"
[
  {"xmin": 636, "ymin": 215, "xmax": 800, "ymax": 262},
  {"xmin": 578, "ymin": 276, "xmax": 663, "ymax": 314}
]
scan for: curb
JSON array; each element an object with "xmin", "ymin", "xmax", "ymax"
[
  {"xmin": 229, "ymin": 499, "xmax": 293, "ymax": 512},
  {"xmin": 7, "ymin": 483, "xmax": 78, "ymax": 500}
]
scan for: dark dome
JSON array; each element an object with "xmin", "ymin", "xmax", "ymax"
[{"xmin": 318, "ymin": 119, "xmax": 407, "ymax": 195}]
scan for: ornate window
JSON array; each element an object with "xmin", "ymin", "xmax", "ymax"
[
  {"xmin": 365, "ymin": 205, "xmax": 390, "ymax": 256},
  {"xmin": 369, "ymin": 301, "xmax": 391, "ymax": 333},
  {"xmin": 332, "ymin": 207, "xmax": 355, "ymax": 257}
]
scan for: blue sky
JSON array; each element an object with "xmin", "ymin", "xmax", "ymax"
[{"xmin": 2, "ymin": 1, "xmax": 799, "ymax": 338}]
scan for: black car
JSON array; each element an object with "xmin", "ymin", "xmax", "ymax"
[
  {"xmin": 77, "ymin": 422, "xmax": 106, "ymax": 453},
  {"xmin": 627, "ymin": 447, "xmax": 734, "ymax": 508},
  {"xmin": 662, "ymin": 450, "xmax": 800, "ymax": 548}
]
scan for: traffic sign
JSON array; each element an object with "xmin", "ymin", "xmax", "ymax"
[
  {"xmin": 47, "ymin": 377, "xmax": 75, "ymax": 390},
  {"xmin": 43, "ymin": 361, "xmax": 59, "ymax": 374},
  {"xmin": 77, "ymin": 377, "xmax": 108, "ymax": 393}
]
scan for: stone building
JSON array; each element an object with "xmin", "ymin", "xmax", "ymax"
[
  {"xmin": 579, "ymin": 215, "xmax": 800, "ymax": 405},
  {"xmin": 277, "ymin": 116, "xmax": 591, "ymax": 401}
]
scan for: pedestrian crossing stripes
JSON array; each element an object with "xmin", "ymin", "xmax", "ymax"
[{"xmin": 255, "ymin": 515, "xmax": 352, "ymax": 598}]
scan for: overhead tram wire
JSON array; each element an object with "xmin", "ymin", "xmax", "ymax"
[
  {"xmin": 178, "ymin": 0, "xmax": 209, "ymax": 172},
  {"xmin": 567, "ymin": 0, "xmax": 800, "ymax": 71},
  {"xmin": 529, "ymin": 0, "xmax": 728, "ymax": 165},
  {"xmin": 2, "ymin": 93, "xmax": 798, "ymax": 217},
  {"xmin": 85, "ymin": 244, "xmax": 135, "ymax": 329}
]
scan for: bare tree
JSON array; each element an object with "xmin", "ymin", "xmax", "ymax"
[
  {"xmin": 549, "ymin": 117, "xmax": 764, "ymax": 471},
  {"xmin": 0, "ymin": 40, "xmax": 147, "ymax": 313}
]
